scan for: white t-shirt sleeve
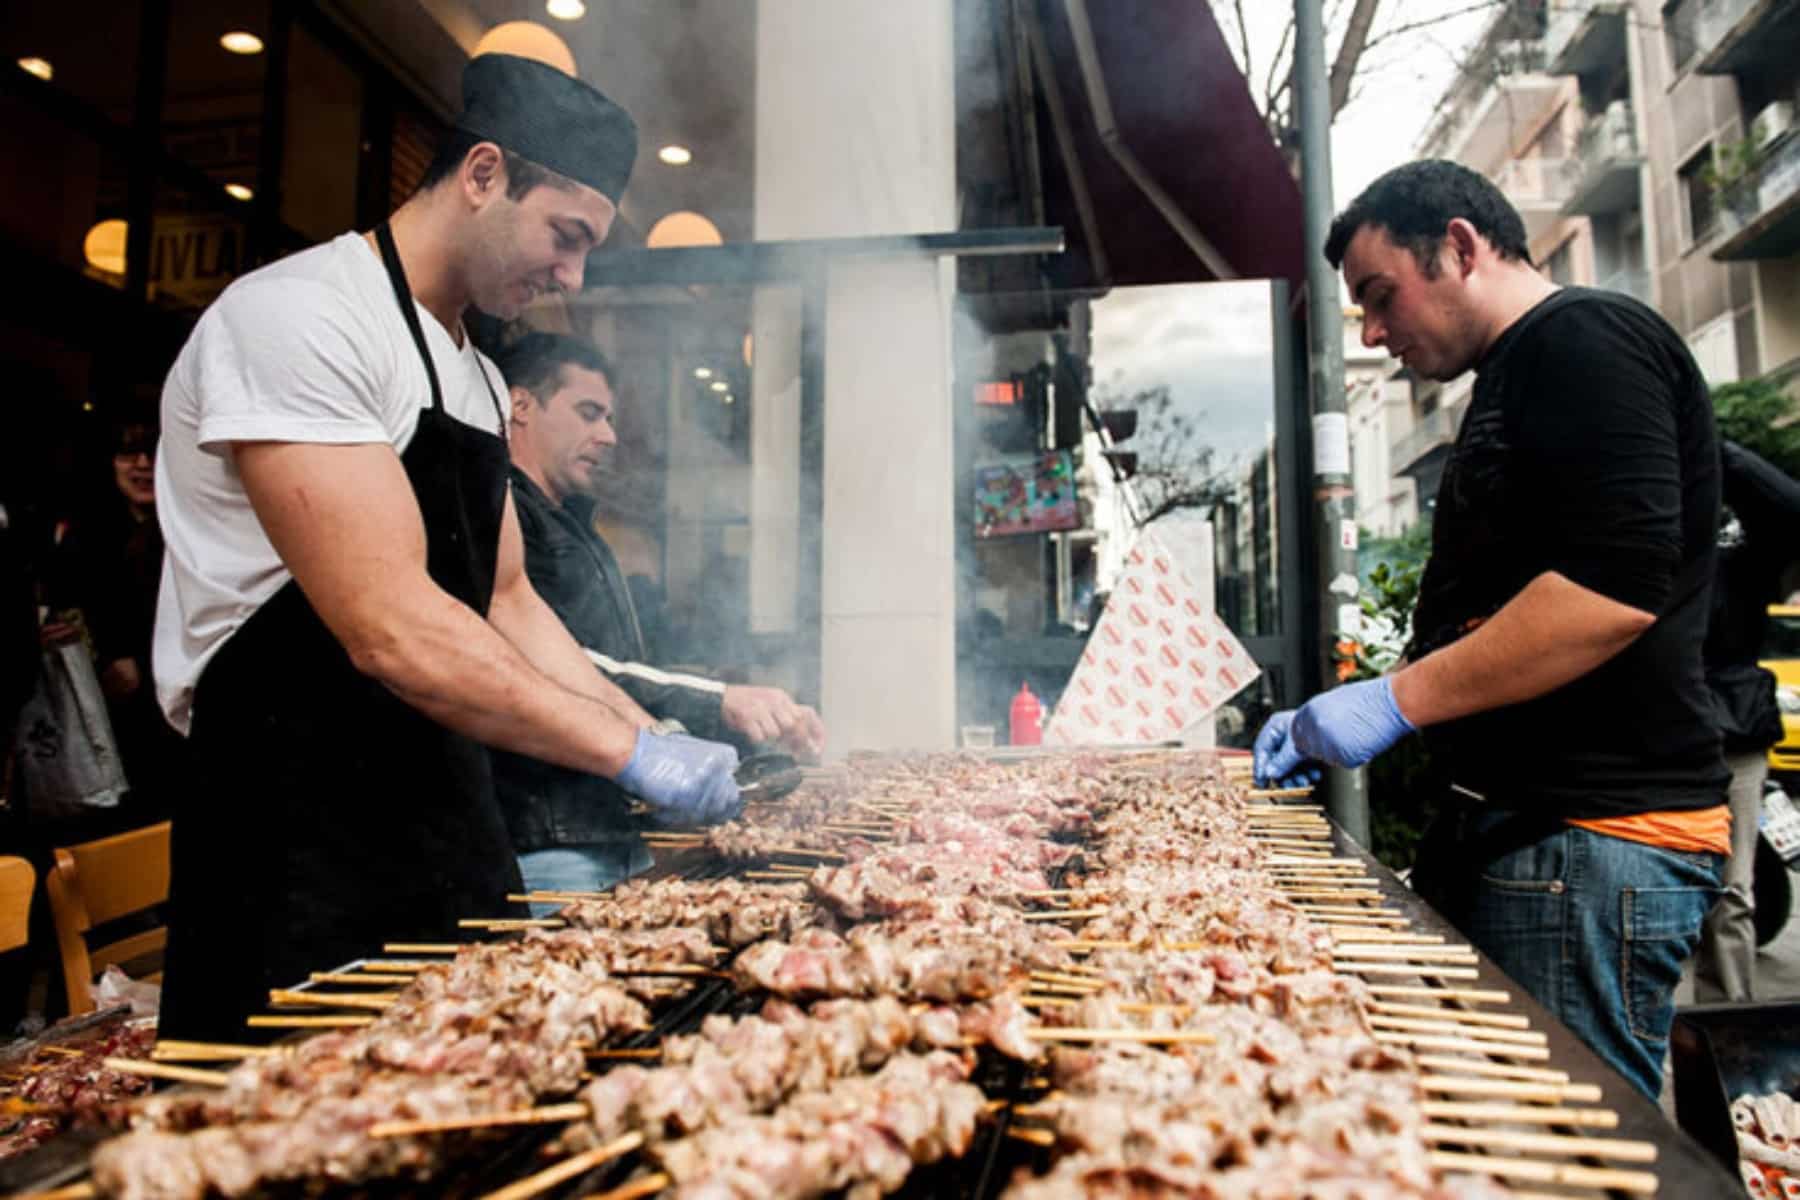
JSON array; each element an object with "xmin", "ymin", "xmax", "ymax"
[{"xmin": 192, "ymin": 276, "xmax": 395, "ymax": 454}]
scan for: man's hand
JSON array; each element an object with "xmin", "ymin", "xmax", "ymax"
[
  {"xmin": 100, "ymin": 658, "xmax": 141, "ymax": 701},
  {"xmin": 1253, "ymin": 677, "xmax": 1415, "ymax": 785},
  {"xmin": 721, "ymin": 685, "xmax": 826, "ymax": 757},
  {"xmin": 618, "ymin": 729, "xmax": 743, "ymax": 826}
]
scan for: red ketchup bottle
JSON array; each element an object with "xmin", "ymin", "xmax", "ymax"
[{"xmin": 1009, "ymin": 683, "xmax": 1043, "ymax": 746}]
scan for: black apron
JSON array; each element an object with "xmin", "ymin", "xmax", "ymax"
[{"xmin": 158, "ymin": 224, "xmax": 523, "ymax": 1040}]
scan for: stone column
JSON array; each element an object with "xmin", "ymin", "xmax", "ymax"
[{"xmin": 753, "ymin": 0, "xmax": 959, "ymax": 752}]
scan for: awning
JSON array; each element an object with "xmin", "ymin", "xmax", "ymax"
[{"xmin": 1029, "ymin": 0, "xmax": 1306, "ymax": 291}]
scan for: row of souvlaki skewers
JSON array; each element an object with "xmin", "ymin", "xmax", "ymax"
[{"xmin": 16, "ymin": 749, "xmax": 1686, "ymax": 1200}]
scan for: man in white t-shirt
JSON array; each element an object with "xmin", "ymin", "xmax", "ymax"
[{"xmin": 151, "ymin": 53, "xmax": 742, "ymax": 1039}]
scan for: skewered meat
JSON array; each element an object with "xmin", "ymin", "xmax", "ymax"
[
  {"xmin": 0, "ymin": 1021, "xmax": 155, "ymax": 1161},
  {"xmin": 558, "ymin": 879, "xmax": 823, "ymax": 948}
]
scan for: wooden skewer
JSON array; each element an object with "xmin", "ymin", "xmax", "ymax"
[
  {"xmin": 1370, "ymin": 1001, "xmax": 1529, "ymax": 1030},
  {"xmin": 152, "ymin": 1040, "xmax": 281, "ymax": 1062},
  {"xmin": 582, "ymin": 1172, "xmax": 672, "ymax": 1200},
  {"xmin": 1368, "ymin": 1015, "xmax": 1546, "ymax": 1045},
  {"xmin": 101, "ymin": 1058, "xmax": 230, "ymax": 1087},
  {"xmin": 384, "ymin": 943, "xmax": 463, "ymax": 954},
  {"xmin": 743, "ymin": 870, "xmax": 811, "ymax": 881},
  {"xmin": 1031, "ymin": 970, "xmax": 1108, "ymax": 987},
  {"xmin": 589, "ymin": 1046, "xmax": 662, "ymax": 1059},
  {"xmin": 371, "ymin": 1101, "xmax": 591, "ymax": 1138},
  {"xmin": 1029, "ymin": 982, "xmax": 1107, "ymax": 997},
  {"xmin": 507, "ymin": 891, "xmax": 605, "ymax": 902},
  {"xmin": 1419, "ymin": 1101, "xmax": 1618, "ymax": 1129},
  {"xmin": 770, "ymin": 846, "xmax": 846, "ymax": 861},
  {"xmin": 1006, "ymin": 1125, "xmax": 1057, "ymax": 1147},
  {"xmin": 1293, "ymin": 902, "xmax": 1402, "ymax": 915},
  {"xmin": 1305, "ymin": 914, "xmax": 1411, "ymax": 928},
  {"xmin": 1331, "ymin": 946, "xmax": 1479, "ymax": 964},
  {"xmin": 459, "ymin": 918, "xmax": 565, "ymax": 930},
  {"xmin": 1421, "ymin": 1076, "xmax": 1602, "ymax": 1103},
  {"xmin": 248, "ymin": 1015, "xmax": 377, "ymax": 1029},
  {"xmin": 13, "ymin": 1184, "xmax": 95, "ymax": 1200},
  {"xmin": 1373, "ymin": 1031, "xmax": 1550, "ymax": 1061},
  {"xmin": 1330, "ymin": 931, "xmax": 1446, "ymax": 944},
  {"xmin": 1426, "ymin": 1149, "xmax": 1655, "ymax": 1194},
  {"xmin": 1421, "ymin": 1124, "xmax": 1655, "ymax": 1163},
  {"xmin": 269, "ymin": 989, "xmax": 397, "ymax": 1011},
  {"xmin": 1413, "ymin": 1055, "xmax": 1569, "ymax": 1084},
  {"xmin": 1284, "ymin": 889, "xmax": 1386, "ymax": 901},
  {"xmin": 1026, "ymin": 1027, "xmax": 1215, "ymax": 1045},
  {"xmin": 1246, "ymin": 786, "xmax": 1315, "ymax": 798},
  {"xmin": 1335, "ymin": 963, "xmax": 1481, "ymax": 980},
  {"xmin": 310, "ymin": 972, "xmax": 417, "ymax": 987},
  {"xmin": 1276, "ymin": 876, "xmax": 1382, "ymax": 888},
  {"xmin": 1020, "ymin": 907, "xmax": 1108, "ymax": 922},
  {"xmin": 477, "ymin": 1133, "xmax": 648, "ymax": 1200},
  {"xmin": 1365, "ymin": 984, "xmax": 1510, "ymax": 1004}
]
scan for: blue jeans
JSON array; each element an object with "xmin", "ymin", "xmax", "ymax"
[
  {"xmin": 1445, "ymin": 808, "xmax": 1723, "ymax": 1102},
  {"xmin": 518, "ymin": 843, "xmax": 653, "ymax": 917}
]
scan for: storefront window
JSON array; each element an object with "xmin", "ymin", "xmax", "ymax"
[
  {"xmin": 280, "ymin": 22, "xmax": 364, "ymax": 243},
  {"xmin": 0, "ymin": 90, "xmax": 130, "ymax": 288},
  {"xmin": 162, "ymin": 0, "xmax": 270, "ymax": 190},
  {"xmin": 146, "ymin": 178, "xmax": 250, "ymax": 313}
]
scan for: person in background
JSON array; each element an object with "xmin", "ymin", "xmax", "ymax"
[
  {"xmin": 1694, "ymin": 441, "xmax": 1800, "ymax": 1001},
  {"xmin": 51, "ymin": 417, "xmax": 184, "ymax": 821},
  {"xmin": 495, "ymin": 332, "xmax": 825, "ymax": 897},
  {"xmin": 1255, "ymin": 160, "xmax": 1726, "ymax": 1101}
]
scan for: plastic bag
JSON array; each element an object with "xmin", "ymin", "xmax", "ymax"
[
  {"xmin": 92, "ymin": 965, "xmax": 160, "ymax": 1018},
  {"xmin": 10, "ymin": 639, "xmax": 130, "ymax": 820}
]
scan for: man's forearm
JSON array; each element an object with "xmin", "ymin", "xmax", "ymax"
[
  {"xmin": 487, "ymin": 577, "xmax": 655, "ymax": 729},
  {"xmin": 1389, "ymin": 571, "xmax": 1656, "ymax": 728},
  {"xmin": 347, "ymin": 582, "xmax": 639, "ymax": 777}
]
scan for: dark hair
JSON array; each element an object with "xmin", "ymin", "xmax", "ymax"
[
  {"xmin": 1325, "ymin": 159, "xmax": 1531, "ymax": 272},
  {"xmin": 494, "ymin": 331, "xmax": 615, "ymax": 403},
  {"xmin": 416, "ymin": 127, "xmax": 565, "ymax": 200}
]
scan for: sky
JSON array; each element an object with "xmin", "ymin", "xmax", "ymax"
[{"xmin": 1091, "ymin": 2, "xmax": 1498, "ymax": 478}]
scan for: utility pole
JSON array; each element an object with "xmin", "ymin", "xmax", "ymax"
[{"xmin": 1293, "ymin": 0, "xmax": 1369, "ymax": 846}]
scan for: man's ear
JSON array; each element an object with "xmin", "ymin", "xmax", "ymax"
[
  {"xmin": 1444, "ymin": 218, "xmax": 1482, "ymax": 277},
  {"xmin": 463, "ymin": 142, "xmax": 506, "ymax": 206},
  {"xmin": 509, "ymin": 385, "xmax": 536, "ymax": 426}
]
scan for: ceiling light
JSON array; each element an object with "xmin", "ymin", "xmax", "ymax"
[
  {"xmin": 658, "ymin": 145, "xmax": 692, "ymax": 166},
  {"xmin": 472, "ymin": 21, "xmax": 576, "ymax": 75},
  {"xmin": 83, "ymin": 219, "xmax": 128, "ymax": 275},
  {"xmin": 546, "ymin": 0, "xmax": 586, "ymax": 18},
  {"xmin": 225, "ymin": 183, "xmax": 254, "ymax": 202},
  {"xmin": 694, "ymin": 367, "xmax": 714, "ymax": 380},
  {"xmin": 722, "ymin": 394, "xmax": 735, "ymax": 406},
  {"xmin": 709, "ymin": 380, "xmax": 728, "ymax": 393},
  {"xmin": 17, "ymin": 57, "xmax": 52, "ymax": 82},
  {"xmin": 219, "ymin": 31, "xmax": 265, "ymax": 55},
  {"xmin": 646, "ymin": 211, "xmax": 722, "ymax": 249}
]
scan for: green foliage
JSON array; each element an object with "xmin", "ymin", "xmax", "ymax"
[
  {"xmin": 1714, "ymin": 376, "xmax": 1800, "ymax": 479},
  {"xmin": 1349, "ymin": 516, "xmax": 1441, "ymax": 871}
]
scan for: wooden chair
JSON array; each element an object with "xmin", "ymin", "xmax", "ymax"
[
  {"xmin": 44, "ymin": 822, "xmax": 171, "ymax": 1015},
  {"xmin": 0, "ymin": 856, "xmax": 34, "ymax": 955}
]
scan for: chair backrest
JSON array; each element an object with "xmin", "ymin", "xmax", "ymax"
[
  {"xmin": 0, "ymin": 856, "xmax": 34, "ymax": 954},
  {"xmin": 45, "ymin": 821, "xmax": 171, "ymax": 1015}
]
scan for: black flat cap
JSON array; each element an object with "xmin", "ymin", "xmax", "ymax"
[{"xmin": 458, "ymin": 53, "xmax": 638, "ymax": 204}]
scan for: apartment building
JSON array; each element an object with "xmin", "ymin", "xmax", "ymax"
[{"xmin": 1398, "ymin": 0, "xmax": 1800, "ymax": 517}]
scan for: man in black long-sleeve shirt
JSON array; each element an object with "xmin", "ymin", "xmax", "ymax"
[
  {"xmin": 1695, "ymin": 442, "xmax": 1800, "ymax": 1000},
  {"xmin": 493, "ymin": 332, "xmax": 825, "ymax": 897}
]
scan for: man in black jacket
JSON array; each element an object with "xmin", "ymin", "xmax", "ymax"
[
  {"xmin": 1695, "ymin": 441, "xmax": 1800, "ymax": 1000},
  {"xmin": 494, "ymin": 332, "xmax": 825, "ymax": 896}
]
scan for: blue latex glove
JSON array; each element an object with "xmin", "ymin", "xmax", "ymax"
[
  {"xmin": 617, "ymin": 729, "xmax": 743, "ymax": 827},
  {"xmin": 1254, "ymin": 677, "xmax": 1415, "ymax": 785}
]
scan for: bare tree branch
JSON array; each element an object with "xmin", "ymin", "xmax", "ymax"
[
  {"xmin": 1230, "ymin": 0, "xmax": 1257, "ymax": 87},
  {"xmin": 1328, "ymin": 0, "xmax": 1382, "ymax": 117},
  {"xmin": 1359, "ymin": 0, "xmax": 1504, "ymax": 57}
]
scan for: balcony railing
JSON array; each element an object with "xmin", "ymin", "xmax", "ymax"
[
  {"xmin": 1696, "ymin": 0, "xmax": 1800, "ymax": 76},
  {"xmin": 1495, "ymin": 156, "xmax": 1574, "ymax": 208},
  {"xmin": 1422, "ymin": 39, "xmax": 1558, "ymax": 165},
  {"xmin": 1546, "ymin": 1, "xmax": 1629, "ymax": 77},
  {"xmin": 1563, "ymin": 102, "xmax": 1643, "ymax": 215},
  {"xmin": 1391, "ymin": 395, "xmax": 1470, "ymax": 476},
  {"xmin": 1714, "ymin": 131, "xmax": 1800, "ymax": 260}
]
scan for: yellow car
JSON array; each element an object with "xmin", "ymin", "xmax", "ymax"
[{"xmin": 1764, "ymin": 604, "xmax": 1800, "ymax": 776}]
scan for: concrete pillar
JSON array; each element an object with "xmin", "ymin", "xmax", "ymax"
[{"xmin": 753, "ymin": 0, "xmax": 958, "ymax": 753}]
